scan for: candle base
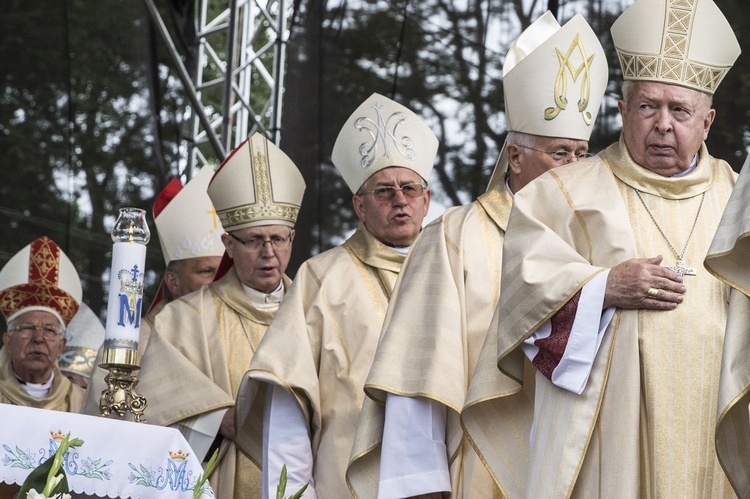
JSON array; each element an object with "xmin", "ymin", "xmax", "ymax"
[{"xmin": 99, "ymin": 365, "xmax": 148, "ymax": 423}]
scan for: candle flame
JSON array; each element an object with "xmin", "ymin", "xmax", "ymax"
[{"xmin": 128, "ymin": 223, "xmax": 134, "ymax": 242}]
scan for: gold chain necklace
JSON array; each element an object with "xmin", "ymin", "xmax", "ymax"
[{"xmin": 634, "ymin": 189, "xmax": 705, "ymax": 277}]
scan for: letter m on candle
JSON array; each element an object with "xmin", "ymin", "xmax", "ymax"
[{"xmin": 118, "ymin": 293, "xmax": 142, "ymax": 328}]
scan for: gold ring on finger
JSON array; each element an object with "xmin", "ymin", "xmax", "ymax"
[{"xmin": 647, "ymin": 288, "xmax": 659, "ymax": 299}]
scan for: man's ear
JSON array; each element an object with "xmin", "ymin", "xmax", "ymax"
[
  {"xmin": 164, "ymin": 270, "xmax": 179, "ymax": 296},
  {"xmin": 352, "ymin": 195, "xmax": 367, "ymax": 223},
  {"xmin": 507, "ymin": 144, "xmax": 524, "ymax": 175}
]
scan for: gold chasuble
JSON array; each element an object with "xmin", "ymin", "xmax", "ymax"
[
  {"xmin": 235, "ymin": 224, "xmax": 404, "ymax": 498},
  {"xmin": 704, "ymin": 156, "xmax": 750, "ymax": 498},
  {"xmin": 0, "ymin": 348, "xmax": 84, "ymax": 412},
  {"xmin": 138, "ymin": 267, "xmax": 288, "ymax": 499},
  {"xmin": 347, "ymin": 185, "xmax": 512, "ymax": 498},
  {"xmin": 469, "ymin": 137, "xmax": 735, "ymax": 498}
]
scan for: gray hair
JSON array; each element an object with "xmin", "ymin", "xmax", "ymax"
[{"xmin": 506, "ymin": 131, "xmax": 539, "ymax": 149}]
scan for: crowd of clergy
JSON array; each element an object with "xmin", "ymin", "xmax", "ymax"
[{"xmin": 3, "ymin": 0, "xmax": 750, "ymax": 497}]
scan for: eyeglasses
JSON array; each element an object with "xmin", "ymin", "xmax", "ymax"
[
  {"xmin": 358, "ymin": 182, "xmax": 427, "ymax": 201},
  {"xmin": 519, "ymin": 145, "xmax": 592, "ymax": 164},
  {"xmin": 228, "ymin": 231, "xmax": 293, "ymax": 252},
  {"xmin": 9, "ymin": 323, "xmax": 63, "ymax": 341}
]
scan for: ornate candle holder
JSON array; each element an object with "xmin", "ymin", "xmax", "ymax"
[{"xmin": 99, "ymin": 207, "xmax": 150, "ymax": 422}]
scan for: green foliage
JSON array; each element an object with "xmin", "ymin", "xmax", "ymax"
[
  {"xmin": 192, "ymin": 448, "xmax": 219, "ymax": 499},
  {"xmin": 275, "ymin": 464, "xmax": 309, "ymax": 499}
]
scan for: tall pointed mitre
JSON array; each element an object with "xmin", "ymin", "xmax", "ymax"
[
  {"xmin": 153, "ymin": 166, "xmax": 225, "ymax": 266},
  {"xmin": 59, "ymin": 302, "xmax": 105, "ymax": 379},
  {"xmin": 487, "ymin": 12, "xmax": 608, "ymax": 191},
  {"xmin": 331, "ymin": 93, "xmax": 438, "ymax": 193},
  {"xmin": 0, "ymin": 237, "xmax": 82, "ymax": 328},
  {"xmin": 208, "ymin": 132, "xmax": 306, "ymax": 231},
  {"xmin": 611, "ymin": 0, "xmax": 740, "ymax": 94}
]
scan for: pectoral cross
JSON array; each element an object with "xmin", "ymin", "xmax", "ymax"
[{"xmin": 665, "ymin": 260, "xmax": 697, "ymax": 277}]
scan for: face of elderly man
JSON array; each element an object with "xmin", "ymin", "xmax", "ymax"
[
  {"xmin": 165, "ymin": 255, "xmax": 223, "ymax": 299},
  {"xmin": 618, "ymin": 81, "xmax": 715, "ymax": 177},
  {"xmin": 352, "ymin": 166, "xmax": 431, "ymax": 248},
  {"xmin": 507, "ymin": 135, "xmax": 590, "ymax": 193},
  {"xmin": 2, "ymin": 310, "xmax": 66, "ymax": 384},
  {"xmin": 222, "ymin": 225, "xmax": 294, "ymax": 293}
]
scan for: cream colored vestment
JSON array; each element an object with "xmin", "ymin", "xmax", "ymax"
[
  {"xmin": 0, "ymin": 348, "xmax": 84, "ymax": 413},
  {"xmin": 236, "ymin": 225, "xmax": 404, "ymax": 498},
  {"xmin": 347, "ymin": 185, "xmax": 511, "ymax": 498},
  {"xmin": 704, "ymin": 155, "xmax": 750, "ymax": 498},
  {"xmin": 465, "ymin": 137, "xmax": 736, "ymax": 498},
  {"xmin": 136, "ymin": 268, "xmax": 287, "ymax": 499}
]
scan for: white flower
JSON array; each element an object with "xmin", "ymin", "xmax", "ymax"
[{"xmin": 25, "ymin": 491, "xmax": 72, "ymax": 499}]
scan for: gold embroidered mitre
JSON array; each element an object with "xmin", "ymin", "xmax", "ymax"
[
  {"xmin": 0, "ymin": 236, "xmax": 82, "ymax": 327},
  {"xmin": 504, "ymin": 12, "xmax": 608, "ymax": 140},
  {"xmin": 208, "ymin": 133, "xmax": 306, "ymax": 230},
  {"xmin": 487, "ymin": 12, "xmax": 608, "ymax": 191},
  {"xmin": 611, "ymin": 0, "xmax": 740, "ymax": 94},
  {"xmin": 154, "ymin": 167, "xmax": 225, "ymax": 266},
  {"xmin": 331, "ymin": 93, "xmax": 438, "ymax": 193}
]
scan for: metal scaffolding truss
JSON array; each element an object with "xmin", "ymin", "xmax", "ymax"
[{"xmin": 144, "ymin": 0, "xmax": 290, "ymax": 171}]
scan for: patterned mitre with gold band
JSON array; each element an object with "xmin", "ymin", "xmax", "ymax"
[
  {"xmin": 59, "ymin": 302, "xmax": 105, "ymax": 379},
  {"xmin": 0, "ymin": 236, "xmax": 82, "ymax": 329},
  {"xmin": 331, "ymin": 93, "xmax": 438, "ymax": 193},
  {"xmin": 154, "ymin": 166, "xmax": 225, "ymax": 266},
  {"xmin": 487, "ymin": 12, "xmax": 608, "ymax": 191},
  {"xmin": 611, "ymin": 0, "xmax": 740, "ymax": 94},
  {"xmin": 208, "ymin": 132, "xmax": 306, "ymax": 231}
]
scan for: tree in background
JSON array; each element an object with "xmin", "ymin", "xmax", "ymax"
[{"xmin": 0, "ymin": 0, "xmax": 747, "ymax": 319}]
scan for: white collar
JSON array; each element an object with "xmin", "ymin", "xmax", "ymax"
[
  {"xmin": 15, "ymin": 369, "xmax": 54, "ymax": 399},
  {"xmin": 243, "ymin": 280, "xmax": 285, "ymax": 308}
]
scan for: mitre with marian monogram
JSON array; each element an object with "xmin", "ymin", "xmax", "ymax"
[
  {"xmin": 331, "ymin": 93, "xmax": 438, "ymax": 194},
  {"xmin": 611, "ymin": 0, "xmax": 740, "ymax": 94},
  {"xmin": 0, "ymin": 236, "xmax": 82, "ymax": 328},
  {"xmin": 487, "ymin": 11, "xmax": 608, "ymax": 191},
  {"xmin": 154, "ymin": 166, "xmax": 225, "ymax": 266},
  {"xmin": 503, "ymin": 11, "xmax": 608, "ymax": 141},
  {"xmin": 208, "ymin": 132, "xmax": 306, "ymax": 230}
]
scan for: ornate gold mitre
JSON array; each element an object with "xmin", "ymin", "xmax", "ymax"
[
  {"xmin": 208, "ymin": 133, "xmax": 306, "ymax": 230},
  {"xmin": 0, "ymin": 236, "xmax": 82, "ymax": 328},
  {"xmin": 611, "ymin": 0, "xmax": 740, "ymax": 94}
]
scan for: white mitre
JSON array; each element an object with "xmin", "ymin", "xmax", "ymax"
[
  {"xmin": 208, "ymin": 132, "xmax": 306, "ymax": 230},
  {"xmin": 487, "ymin": 12, "xmax": 608, "ymax": 191},
  {"xmin": 331, "ymin": 93, "xmax": 438, "ymax": 193},
  {"xmin": 611, "ymin": 0, "xmax": 740, "ymax": 95},
  {"xmin": 154, "ymin": 166, "xmax": 225, "ymax": 266},
  {"xmin": 59, "ymin": 303, "xmax": 105, "ymax": 379}
]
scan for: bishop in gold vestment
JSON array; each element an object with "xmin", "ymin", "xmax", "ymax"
[
  {"xmin": 136, "ymin": 132, "xmax": 306, "ymax": 499},
  {"xmin": 139, "ymin": 267, "xmax": 289, "ymax": 497},
  {"xmin": 237, "ymin": 224, "xmax": 409, "ymax": 496},
  {"xmin": 236, "ymin": 93, "xmax": 437, "ymax": 498},
  {"xmin": 468, "ymin": 138, "xmax": 736, "ymax": 498}
]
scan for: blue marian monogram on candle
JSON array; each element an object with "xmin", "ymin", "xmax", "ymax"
[{"xmin": 117, "ymin": 264, "xmax": 144, "ymax": 328}]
